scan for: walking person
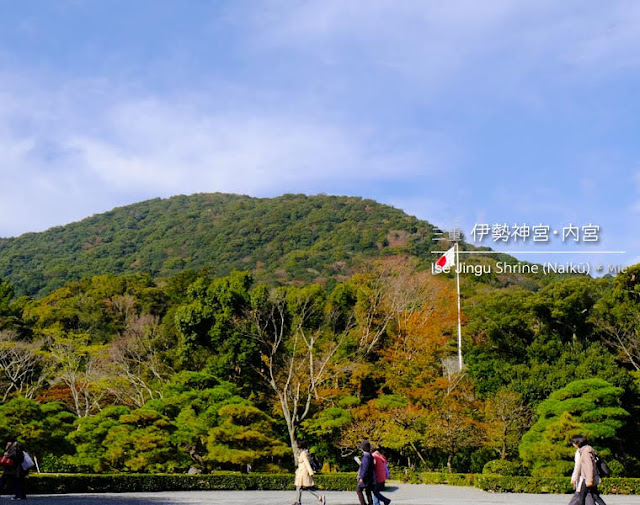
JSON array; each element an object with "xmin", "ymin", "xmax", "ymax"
[
  {"xmin": 372, "ymin": 448, "xmax": 391, "ymax": 505},
  {"xmin": 4, "ymin": 440, "xmax": 27, "ymax": 500},
  {"xmin": 0, "ymin": 440, "xmax": 14, "ymax": 497},
  {"xmin": 356, "ymin": 441, "xmax": 374, "ymax": 505},
  {"xmin": 293, "ymin": 441, "xmax": 325, "ymax": 505},
  {"xmin": 569, "ymin": 435, "xmax": 606, "ymax": 505}
]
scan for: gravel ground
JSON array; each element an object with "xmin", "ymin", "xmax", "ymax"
[{"xmin": 2, "ymin": 483, "xmax": 637, "ymax": 505}]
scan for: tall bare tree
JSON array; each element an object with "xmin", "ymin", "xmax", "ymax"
[
  {"xmin": 0, "ymin": 331, "xmax": 47, "ymax": 401},
  {"xmin": 484, "ymin": 389, "xmax": 531, "ymax": 460},
  {"xmin": 45, "ymin": 332, "xmax": 108, "ymax": 417},
  {"xmin": 105, "ymin": 314, "xmax": 173, "ymax": 407},
  {"xmin": 247, "ymin": 284, "xmax": 354, "ymax": 460}
]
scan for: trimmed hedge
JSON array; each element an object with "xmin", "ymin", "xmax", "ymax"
[
  {"xmin": 23, "ymin": 472, "xmax": 640, "ymax": 495},
  {"xmin": 26, "ymin": 473, "xmax": 357, "ymax": 494},
  {"xmin": 426, "ymin": 473, "xmax": 640, "ymax": 495},
  {"xmin": 474, "ymin": 475, "xmax": 640, "ymax": 495},
  {"xmin": 420, "ymin": 472, "xmax": 475, "ymax": 486},
  {"xmin": 594, "ymin": 479, "xmax": 640, "ymax": 495},
  {"xmin": 474, "ymin": 475, "xmax": 572, "ymax": 494}
]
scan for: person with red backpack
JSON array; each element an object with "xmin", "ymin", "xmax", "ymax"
[
  {"xmin": 3, "ymin": 441, "xmax": 27, "ymax": 500},
  {"xmin": 372, "ymin": 449, "xmax": 391, "ymax": 505}
]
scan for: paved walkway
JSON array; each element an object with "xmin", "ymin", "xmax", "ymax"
[{"xmin": 4, "ymin": 484, "xmax": 637, "ymax": 505}]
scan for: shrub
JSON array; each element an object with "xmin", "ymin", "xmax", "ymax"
[
  {"xmin": 25, "ymin": 472, "xmax": 357, "ymax": 494},
  {"xmin": 482, "ymin": 459, "xmax": 527, "ymax": 476},
  {"xmin": 38, "ymin": 454, "xmax": 83, "ymax": 474},
  {"xmin": 23, "ymin": 472, "xmax": 640, "ymax": 495},
  {"xmin": 475, "ymin": 475, "xmax": 571, "ymax": 493},
  {"xmin": 420, "ymin": 472, "xmax": 475, "ymax": 486},
  {"xmin": 606, "ymin": 459, "xmax": 625, "ymax": 477},
  {"xmin": 599, "ymin": 478, "xmax": 640, "ymax": 495}
]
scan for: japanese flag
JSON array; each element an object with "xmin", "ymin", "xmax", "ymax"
[{"xmin": 436, "ymin": 246, "xmax": 456, "ymax": 268}]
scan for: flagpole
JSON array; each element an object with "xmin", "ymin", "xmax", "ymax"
[{"xmin": 455, "ymin": 242, "xmax": 463, "ymax": 371}]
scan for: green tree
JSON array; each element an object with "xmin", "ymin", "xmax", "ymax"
[
  {"xmin": 0, "ymin": 278, "xmax": 27, "ymax": 334},
  {"xmin": 174, "ymin": 271, "xmax": 260, "ymax": 389},
  {"xmin": 144, "ymin": 371, "xmax": 285, "ymax": 471},
  {"xmin": 530, "ymin": 277, "xmax": 601, "ymax": 344},
  {"xmin": 206, "ymin": 403, "xmax": 289, "ymax": 470},
  {"xmin": 67, "ymin": 405, "xmax": 131, "ymax": 472},
  {"xmin": 149, "ymin": 371, "xmax": 247, "ymax": 470},
  {"xmin": 301, "ymin": 402, "xmax": 354, "ymax": 468},
  {"xmin": 519, "ymin": 378, "xmax": 629, "ymax": 477},
  {"xmin": 592, "ymin": 265, "xmax": 640, "ymax": 370},
  {"xmin": 507, "ymin": 342, "xmax": 631, "ymax": 407},
  {"xmin": 0, "ymin": 397, "xmax": 75, "ymax": 460},
  {"xmin": 0, "ymin": 278, "xmax": 13, "ymax": 315},
  {"xmin": 0, "ymin": 278, "xmax": 17, "ymax": 331},
  {"xmin": 103, "ymin": 408, "xmax": 181, "ymax": 472}
]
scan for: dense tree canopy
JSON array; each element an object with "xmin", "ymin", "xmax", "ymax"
[{"xmin": 0, "ymin": 203, "xmax": 638, "ymax": 476}]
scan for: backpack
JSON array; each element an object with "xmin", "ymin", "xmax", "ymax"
[
  {"xmin": 21, "ymin": 451, "xmax": 35, "ymax": 472},
  {"xmin": 594, "ymin": 453, "xmax": 611, "ymax": 478},
  {"xmin": 309, "ymin": 453, "xmax": 321, "ymax": 473}
]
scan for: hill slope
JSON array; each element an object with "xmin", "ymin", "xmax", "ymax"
[{"xmin": 0, "ymin": 193, "xmax": 446, "ymax": 297}]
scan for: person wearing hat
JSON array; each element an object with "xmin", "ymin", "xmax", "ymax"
[{"xmin": 356, "ymin": 441, "xmax": 374, "ymax": 505}]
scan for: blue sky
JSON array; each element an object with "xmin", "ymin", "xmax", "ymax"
[{"xmin": 1, "ymin": 1, "xmax": 639, "ymax": 268}]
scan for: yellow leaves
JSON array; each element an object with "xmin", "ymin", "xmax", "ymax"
[
  {"xmin": 484, "ymin": 389, "xmax": 531, "ymax": 458},
  {"xmin": 339, "ymin": 395, "xmax": 426, "ymax": 451},
  {"xmin": 359, "ymin": 259, "xmax": 460, "ymax": 392}
]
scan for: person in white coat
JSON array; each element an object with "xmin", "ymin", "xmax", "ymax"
[
  {"xmin": 568, "ymin": 435, "xmax": 606, "ymax": 505},
  {"xmin": 293, "ymin": 441, "xmax": 325, "ymax": 505}
]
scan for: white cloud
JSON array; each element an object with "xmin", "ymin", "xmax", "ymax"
[
  {"xmin": 2, "ymin": 0, "xmax": 639, "ymax": 247},
  {"xmin": 249, "ymin": 0, "xmax": 640, "ymax": 102},
  {"xmin": 68, "ymin": 99, "xmax": 428, "ymax": 192},
  {"xmin": 0, "ymin": 82, "xmax": 442, "ymax": 237}
]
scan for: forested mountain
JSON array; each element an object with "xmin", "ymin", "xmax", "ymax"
[{"xmin": 0, "ymin": 193, "xmax": 445, "ymax": 297}]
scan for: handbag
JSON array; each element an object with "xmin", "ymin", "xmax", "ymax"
[
  {"xmin": 594, "ymin": 453, "xmax": 611, "ymax": 477},
  {"xmin": 0, "ymin": 455, "xmax": 13, "ymax": 467},
  {"xmin": 21, "ymin": 451, "xmax": 35, "ymax": 471}
]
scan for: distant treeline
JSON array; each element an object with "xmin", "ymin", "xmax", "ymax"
[{"xmin": 0, "ymin": 255, "xmax": 639, "ymax": 477}]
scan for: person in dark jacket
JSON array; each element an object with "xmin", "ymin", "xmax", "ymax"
[
  {"xmin": 5, "ymin": 441, "xmax": 26, "ymax": 500},
  {"xmin": 0, "ymin": 440, "xmax": 14, "ymax": 496},
  {"xmin": 356, "ymin": 441, "xmax": 374, "ymax": 505}
]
